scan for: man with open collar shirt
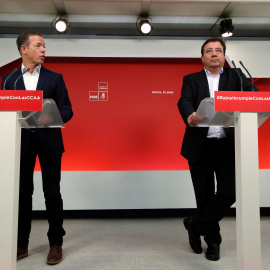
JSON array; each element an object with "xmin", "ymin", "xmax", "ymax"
[
  {"xmin": 1, "ymin": 30, "xmax": 73, "ymax": 265},
  {"xmin": 178, "ymin": 37, "xmax": 259, "ymax": 261}
]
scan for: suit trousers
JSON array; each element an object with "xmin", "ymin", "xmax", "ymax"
[
  {"xmin": 18, "ymin": 132, "xmax": 65, "ymax": 248},
  {"xmin": 188, "ymin": 137, "xmax": 236, "ymax": 245}
]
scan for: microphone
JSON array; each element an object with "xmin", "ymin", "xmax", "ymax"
[
  {"xmin": 239, "ymin": 61, "xmax": 254, "ymax": 92},
  {"xmin": 14, "ymin": 68, "xmax": 30, "ymax": 90},
  {"xmin": 2, "ymin": 68, "xmax": 18, "ymax": 90},
  {"xmin": 231, "ymin": 60, "xmax": 243, "ymax": 92}
]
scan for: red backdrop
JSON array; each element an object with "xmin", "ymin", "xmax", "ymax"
[{"xmin": 1, "ymin": 57, "xmax": 270, "ymax": 170}]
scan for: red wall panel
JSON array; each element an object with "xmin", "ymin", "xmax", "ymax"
[{"xmin": 1, "ymin": 57, "xmax": 270, "ymax": 170}]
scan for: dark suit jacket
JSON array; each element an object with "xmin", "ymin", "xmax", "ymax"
[
  {"xmin": 178, "ymin": 68, "xmax": 258, "ymax": 163},
  {"xmin": 1, "ymin": 66, "xmax": 73, "ymax": 157}
]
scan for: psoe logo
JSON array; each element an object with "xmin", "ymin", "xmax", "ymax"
[
  {"xmin": 89, "ymin": 82, "xmax": 109, "ymax": 101},
  {"xmin": 89, "ymin": 91, "xmax": 99, "ymax": 101}
]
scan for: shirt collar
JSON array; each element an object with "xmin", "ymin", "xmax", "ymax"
[
  {"xmin": 21, "ymin": 64, "xmax": 41, "ymax": 74},
  {"xmin": 204, "ymin": 68, "xmax": 223, "ymax": 77}
]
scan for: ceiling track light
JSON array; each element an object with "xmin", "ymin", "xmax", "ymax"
[
  {"xmin": 136, "ymin": 16, "xmax": 153, "ymax": 35},
  {"xmin": 219, "ymin": 18, "xmax": 234, "ymax": 37},
  {"xmin": 52, "ymin": 15, "xmax": 70, "ymax": 34}
]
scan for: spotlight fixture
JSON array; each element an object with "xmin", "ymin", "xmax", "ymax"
[
  {"xmin": 52, "ymin": 15, "xmax": 70, "ymax": 33},
  {"xmin": 219, "ymin": 18, "xmax": 234, "ymax": 37},
  {"xmin": 136, "ymin": 16, "xmax": 153, "ymax": 35}
]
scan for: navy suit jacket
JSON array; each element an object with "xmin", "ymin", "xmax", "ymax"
[
  {"xmin": 1, "ymin": 66, "xmax": 73, "ymax": 157},
  {"xmin": 178, "ymin": 68, "xmax": 258, "ymax": 162}
]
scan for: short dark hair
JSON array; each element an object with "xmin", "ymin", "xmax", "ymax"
[
  {"xmin": 16, "ymin": 30, "xmax": 43, "ymax": 55},
  {"xmin": 201, "ymin": 37, "xmax": 226, "ymax": 55}
]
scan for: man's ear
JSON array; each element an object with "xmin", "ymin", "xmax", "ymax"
[{"xmin": 21, "ymin": 45, "xmax": 27, "ymax": 55}]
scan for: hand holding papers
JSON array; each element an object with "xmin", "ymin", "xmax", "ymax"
[
  {"xmin": 188, "ymin": 112, "xmax": 208, "ymax": 126},
  {"xmin": 193, "ymin": 98, "xmax": 235, "ymax": 127}
]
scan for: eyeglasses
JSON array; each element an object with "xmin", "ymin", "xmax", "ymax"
[{"xmin": 204, "ymin": 48, "xmax": 224, "ymax": 54}]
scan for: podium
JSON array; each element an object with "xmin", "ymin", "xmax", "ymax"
[
  {"xmin": 196, "ymin": 93, "xmax": 270, "ymax": 270},
  {"xmin": 18, "ymin": 99, "xmax": 64, "ymax": 129},
  {"xmin": 0, "ymin": 94, "xmax": 64, "ymax": 270},
  {"xmin": 196, "ymin": 98, "xmax": 270, "ymax": 128}
]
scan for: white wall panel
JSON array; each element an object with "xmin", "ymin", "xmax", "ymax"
[
  {"xmin": 1, "ymin": 38, "xmax": 270, "ymax": 78},
  {"xmin": 31, "ymin": 170, "xmax": 270, "ymax": 210}
]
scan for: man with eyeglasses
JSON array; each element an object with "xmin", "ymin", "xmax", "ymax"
[{"xmin": 178, "ymin": 37, "xmax": 258, "ymax": 261}]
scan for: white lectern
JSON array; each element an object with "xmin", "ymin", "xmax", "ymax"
[
  {"xmin": 196, "ymin": 94, "xmax": 270, "ymax": 270},
  {"xmin": 0, "ymin": 94, "xmax": 64, "ymax": 270},
  {"xmin": 0, "ymin": 111, "xmax": 22, "ymax": 270}
]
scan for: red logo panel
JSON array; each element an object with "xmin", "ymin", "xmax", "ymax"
[
  {"xmin": 0, "ymin": 90, "xmax": 43, "ymax": 111},
  {"xmin": 215, "ymin": 91, "xmax": 270, "ymax": 112}
]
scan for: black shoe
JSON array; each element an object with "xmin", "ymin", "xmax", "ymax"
[
  {"xmin": 206, "ymin": 244, "xmax": 220, "ymax": 261},
  {"xmin": 183, "ymin": 217, "xmax": 202, "ymax": 254}
]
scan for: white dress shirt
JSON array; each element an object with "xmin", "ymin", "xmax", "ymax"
[
  {"xmin": 21, "ymin": 64, "xmax": 41, "ymax": 91},
  {"xmin": 204, "ymin": 68, "xmax": 227, "ymax": 139}
]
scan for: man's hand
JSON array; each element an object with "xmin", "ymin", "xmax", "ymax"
[
  {"xmin": 187, "ymin": 112, "xmax": 208, "ymax": 126},
  {"xmin": 37, "ymin": 112, "xmax": 53, "ymax": 126},
  {"xmin": 187, "ymin": 112, "xmax": 199, "ymax": 126}
]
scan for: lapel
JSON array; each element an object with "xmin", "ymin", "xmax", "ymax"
[
  {"xmin": 198, "ymin": 69, "xmax": 210, "ymax": 97},
  {"xmin": 14, "ymin": 69, "xmax": 26, "ymax": 90},
  {"xmin": 218, "ymin": 69, "xmax": 227, "ymax": 90},
  {"xmin": 36, "ymin": 66, "xmax": 49, "ymax": 91}
]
